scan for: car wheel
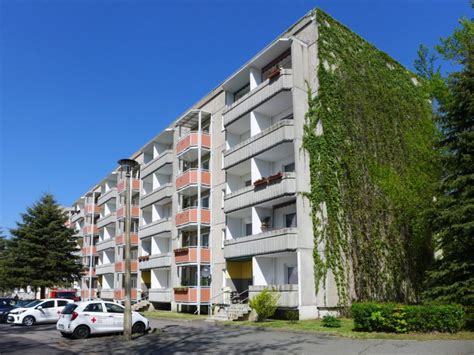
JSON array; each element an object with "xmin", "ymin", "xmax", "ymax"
[
  {"xmin": 60, "ymin": 332, "xmax": 72, "ymax": 338},
  {"xmin": 72, "ymin": 325, "xmax": 90, "ymax": 339},
  {"xmin": 132, "ymin": 321, "xmax": 146, "ymax": 334},
  {"xmin": 22, "ymin": 316, "xmax": 35, "ymax": 326}
]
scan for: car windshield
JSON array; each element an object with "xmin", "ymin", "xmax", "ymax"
[
  {"xmin": 57, "ymin": 292, "xmax": 74, "ymax": 299},
  {"xmin": 23, "ymin": 300, "xmax": 42, "ymax": 308},
  {"xmin": 61, "ymin": 303, "xmax": 78, "ymax": 314}
]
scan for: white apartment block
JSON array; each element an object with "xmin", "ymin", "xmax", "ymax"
[{"xmin": 70, "ymin": 10, "xmax": 338, "ymax": 320}]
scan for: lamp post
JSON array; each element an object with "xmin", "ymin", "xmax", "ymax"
[{"xmin": 117, "ymin": 158, "xmax": 139, "ymax": 341}]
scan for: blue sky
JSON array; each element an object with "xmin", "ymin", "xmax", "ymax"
[{"xmin": 0, "ymin": 0, "xmax": 471, "ymax": 234}]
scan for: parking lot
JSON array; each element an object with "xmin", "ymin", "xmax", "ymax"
[{"xmin": 1, "ymin": 319, "xmax": 474, "ymax": 354}]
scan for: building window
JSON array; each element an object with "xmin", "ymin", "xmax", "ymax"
[
  {"xmin": 245, "ymin": 180, "xmax": 252, "ymax": 187},
  {"xmin": 285, "ymin": 213, "xmax": 297, "ymax": 228},
  {"xmin": 245, "ymin": 223, "xmax": 252, "ymax": 236},
  {"xmin": 284, "ymin": 162, "xmax": 295, "ymax": 172},
  {"xmin": 233, "ymin": 83, "xmax": 250, "ymax": 102},
  {"xmin": 287, "ymin": 266, "xmax": 298, "ymax": 285}
]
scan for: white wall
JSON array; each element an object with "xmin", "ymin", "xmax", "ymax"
[
  {"xmin": 103, "ymin": 274, "xmax": 114, "ymax": 289},
  {"xmin": 151, "ymin": 269, "xmax": 170, "ymax": 289},
  {"xmin": 250, "ymin": 111, "xmax": 271, "ymax": 136},
  {"xmin": 273, "ymin": 203, "xmax": 297, "ymax": 229},
  {"xmin": 253, "ymin": 253, "xmax": 298, "ymax": 285},
  {"xmin": 152, "ymin": 236, "xmax": 170, "ymax": 255}
]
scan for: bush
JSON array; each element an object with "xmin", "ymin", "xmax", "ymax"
[
  {"xmin": 285, "ymin": 310, "xmax": 299, "ymax": 323},
  {"xmin": 352, "ymin": 302, "xmax": 464, "ymax": 333},
  {"xmin": 322, "ymin": 315, "xmax": 341, "ymax": 328},
  {"xmin": 249, "ymin": 288, "xmax": 280, "ymax": 322}
]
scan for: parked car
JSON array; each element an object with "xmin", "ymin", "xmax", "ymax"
[
  {"xmin": 0, "ymin": 298, "xmax": 17, "ymax": 323},
  {"xmin": 7, "ymin": 298, "xmax": 73, "ymax": 326},
  {"xmin": 14, "ymin": 300, "xmax": 34, "ymax": 308},
  {"xmin": 49, "ymin": 289, "xmax": 80, "ymax": 301},
  {"xmin": 57, "ymin": 301, "xmax": 149, "ymax": 339}
]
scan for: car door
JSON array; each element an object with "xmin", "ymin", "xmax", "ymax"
[
  {"xmin": 82, "ymin": 302, "xmax": 108, "ymax": 333},
  {"xmin": 37, "ymin": 300, "xmax": 56, "ymax": 322},
  {"xmin": 104, "ymin": 302, "xmax": 124, "ymax": 332}
]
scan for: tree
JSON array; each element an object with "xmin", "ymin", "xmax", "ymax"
[
  {"xmin": 0, "ymin": 228, "xmax": 12, "ymax": 294},
  {"xmin": 419, "ymin": 16, "xmax": 474, "ymax": 307},
  {"xmin": 4, "ymin": 194, "xmax": 82, "ymax": 298}
]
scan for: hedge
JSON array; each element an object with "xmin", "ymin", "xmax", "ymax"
[{"xmin": 351, "ymin": 302, "xmax": 465, "ymax": 333}]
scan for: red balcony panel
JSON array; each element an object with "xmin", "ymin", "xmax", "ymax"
[
  {"xmin": 84, "ymin": 204, "xmax": 101, "ymax": 214},
  {"xmin": 114, "ymin": 260, "xmax": 138, "ymax": 273},
  {"xmin": 176, "ymin": 170, "xmax": 211, "ymax": 190},
  {"xmin": 82, "ymin": 225, "xmax": 99, "ymax": 235},
  {"xmin": 115, "ymin": 233, "xmax": 139, "ymax": 246},
  {"xmin": 114, "ymin": 288, "xmax": 137, "ymax": 300},
  {"xmin": 81, "ymin": 268, "xmax": 96, "ymax": 277},
  {"xmin": 174, "ymin": 247, "xmax": 211, "ymax": 264},
  {"xmin": 116, "ymin": 206, "xmax": 140, "ymax": 219},
  {"xmin": 173, "ymin": 287, "xmax": 210, "ymax": 303},
  {"xmin": 81, "ymin": 289, "xmax": 97, "ymax": 298},
  {"xmin": 176, "ymin": 132, "xmax": 211, "ymax": 155},
  {"xmin": 175, "ymin": 209, "xmax": 211, "ymax": 226},
  {"xmin": 82, "ymin": 246, "xmax": 97, "ymax": 256},
  {"xmin": 117, "ymin": 179, "xmax": 141, "ymax": 193}
]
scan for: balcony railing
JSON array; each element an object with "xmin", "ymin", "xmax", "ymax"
[
  {"xmin": 141, "ymin": 150, "xmax": 173, "ymax": 178},
  {"xmin": 70, "ymin": 210, "xmax": 84, "ymax": 223},
  {"xmin": 82, "ymin": 246, "xmax": 98, "ymax": 256},
  {"xmin": 97, "ymin": 188, "xmax": 117, "ymax": 206},
  {"xmin": 174, "ymin": 247, "xmax": 210, "ymax": 264},
  {"xmin": 115, "ymin": 233, "xmax": 139, "ymax": 246},
  {"xmin": 223, "ymin": 69, "xmax": 293, "ymax": 126},
  {"xmin": 96, "ymin": 238, "xmax": 115, "ymax": 252},
  {"xmin": 176, "ymin": 132, "xmax": 211, "ymax": 156},
  {"xmin": 114, "ymin": 260, "xmax": 138, "ymax": 273},
  {"xmin": 95, "ymin": 263, "xmax": 115, "ymax": 275},
  {"xmin": 81, "ymin": 289, "xmax": 97, "ymax": 299},
  {"xmin": 173, "ymin": 286, "xmax": 210, "ymax": 303},
  {"xmin": 139, "ymin": 253, "xmax": 172, "ymax": 270},
  {"xmin": 116, "ymin": 206, "xmax": 140, "ymax": 220},
  {"xmin": 224, "ymin": 119, "xmax": 295, "ymax": 169},
  {"xmin": 176, "ymin": 169, "xmax": 211, "ymax": 191},
  {"xmin": 139, "ymin": 218, "xmax": 172, "ymax": 239},
  {"xmin": 81, "ymin": 268, "xmax": 96, "ymax": 277},
  {"xmin": 249, "ymin": 285, "xmax": 299, "ymax": 307},
  {"xmin": 84, "ymin": 204, "xmax": 101, "ymax": 215},
  {"xmin": 175, "ymin": 208, "xmax": 211, "ymax": 227},
  {"xmin": 117, "ymin": 178, "xmax": 141, "ymax": 193},
  {"xmin": 99, "ymin": 289, "xmax": 114, "ymax": 300},
  {"xmin": 140, "ymin": 183, "xmax": 173, "ymax": 208},
  {"xmin": 149, "ymin": 288, "xmax": 172, "ymax": 303},
  {"xmin": 82, "ymin": 225, "xmax": 99, "ymax": 235},
  {"xmin": 114, "ymin": 288, "xmax": 138, "ymax": 300},
  {"xmin": 97, "ymin": 212, "xmax": 116, "ymax": 228}
]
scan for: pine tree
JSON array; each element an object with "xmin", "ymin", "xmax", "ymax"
[
  {"xmin": 4, "ymin": 194, "xmax": 82, "ymax": 298},
  {"xmin": 0, "ymin": 228, "xmax": 11, "ymax": 294},
  {"xmin": 422, "ymin": 17, "xmax": 474, "ymax": 306}
]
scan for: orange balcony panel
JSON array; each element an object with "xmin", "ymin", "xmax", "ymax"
[
  {"xmin": 84, "ymin": 204, "xmax": 101, "ymax": 214},
  {"xmin": 176, "ymin": 132, "xmax": 211, "ymax": 155},
  {"xmin": 81, "ymin": 289, "xmax": 96, "ymax": 298},
  {"xmin": 116, "ymin": 206, "xmax": 140, "ymax": 219},
  {"xmin": 114, "ymin": 260, "xmax": 138, "ymax": 273},
  {"xmin": 82, "ymin": 246, "xmax": 97, "ymax": 256},
  {"xmin": 115, "ymin": 233, "xmax": 139, "ymax": 246},
  {"xmin": 176, "ymin": 170, "xmax": 211, "ymax": 190},
  {"xmin": 174, "ymin": 247, "xmax": 210, "ymax": 264},
  {"xmin": 175, "ymin": 209, "xmax": 211, "ymax": 226},
  {"xmin": 114, "ymin": 288, "xmax": 137, "ymax": 300},
  {"xmin": 173, "ymin": 287, "xmax": 210, "ymax": 303},
  {"xmin": 81, "ymin": 268, "xmax": 96, "ymax": 277},
  {"xmin": 117, "ymin": 179, "xmax": 141, "ymax": 193},
  {"xmin": 82, "ymin": 225, "xmax": 99, "ymax": 235}
]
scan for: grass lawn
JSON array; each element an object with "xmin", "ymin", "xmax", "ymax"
[
  {"xmin": 224, "ymin": 318, "xmax": 474, "ymax": 341},
  {"xmin": 143, "ymin": 310, "xmax": 208, "ymax": 321}
]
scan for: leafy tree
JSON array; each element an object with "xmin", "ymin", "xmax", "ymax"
[
  {"xmin": 0, "ymin": 228, "xmax": 12, "ymax": 294},
  {"xmin": 4, "ymin": 194, "xmax": 82, "ymax": 298},
  {"xmin": 420, "ymin": 15, "xmax": 474, "ymax": 306}
]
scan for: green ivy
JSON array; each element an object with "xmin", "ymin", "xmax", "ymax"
[{"xmin": 303, "ymin": 9, "xmax": 439, "ymax": 305}]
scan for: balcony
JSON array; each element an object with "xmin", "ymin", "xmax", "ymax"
[
  {"xmin": 97, "ymin": 188, "xmax": 117, "ymax": 206},
  {"xmin": 82, "ymin": 246, "xmax": 98, "ymax": 256},
  {"xmin": 140, "ymin": 184, "xmax": 173, "ymax": 208},
  {"xmin": 224, "ymin": 228, "xmax": 297, "ymax": 259},
  {"xmin": 224, "ymin": 119, "xmax": 294, "ymax": 169},
  {"xmin": 96, "ymin": 238, "xmax": 115, "ymax": 252},
  {"xmin": 80, "ymin": 289, "xmax": 97, "ymax": 299},
  {"xmin": 149, "ymin": 289, "xmax": 172, "ymax": 303},
  {"xmin": 249, "ymin": 285, "xmax": 298, "ymax": 307},
  {"xmin": 223, "ymin": 69, "xmax": 293, "ymax": 127},
  {"xmin": 139, "ymin": 218, "xmax": 172, "ymax": 239},
  {"xmin": 115, "ymin": 233, "xmax": 139, "ymax": 246},
  {"xmin": 117, "ymin": 178, "xmax": 141, "ymax": 194},
  {"xmin": 97, "ymin": 213, "xmax": 116, "ymax": 229},
  {"xmin": 114, "ymin": 260, "xmax": 138, "ymax": 273},
  {"xmin": 99, "ymin": 289, "xmax": 114, "ymax": 300},
  {"xmin": 95, "ymin": 263, "xmax": 115, "ymax": 275},
  {"xmin": 81, "ymin": 268, "xmax": 96, "ymax": 277},
  {"xmin": 175, "ymin": 208, "xmax": 210, "ymax": 228},
  {"xmin": 141, "ymin": 150, "xmax": 173, "ymax": 178},
  {"xmin": 84, "ymin": 204, "xmax": 101, "ymax": 215},
  {"xmin": 174, "ymin": 247, "xmax": 210, "ymax": 264},
  {"xmin": 225, "ymin": 172, "xmax": 296, "ymax": 213},
  {"xmin": 139, "ymin": 253, "xmax": 172, "ymax": 270},
  {"xmin": 176, "ymin": 132, "xmax": 211, "ymax": 161},
  {"xmin": 82, "ymin": 225, "xmax": 99, "ymax": 235},
  {"xmin": 173, "ymin": 287, "xmax": 210, "ymax": 303},
  {"xmin": 176, "ymin": 170, "xmax": 211, "ymax": 193},
  {"xmin": 114, "ymin": 288, "xmax": 138, "ymax": 300},
  {"xmin": 116, "ymin": 206, "xmax": 140, "ymax": 220},
  {"xmin": 70, "ymin": 210, "xmax": 84, "ymax": 223}
]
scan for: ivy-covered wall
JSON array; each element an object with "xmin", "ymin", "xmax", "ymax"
[{"xmin": 303, "ymin": 9, "xmax": 439, "ymax": 305}]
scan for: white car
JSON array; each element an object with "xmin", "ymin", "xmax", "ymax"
[
  {"xmin": 8, "ymin": 298, "xmax": 73, "ymax": 326},
  {"xmin": 57, "ymin": 300, "xmax": 150, "ymax": 339}
]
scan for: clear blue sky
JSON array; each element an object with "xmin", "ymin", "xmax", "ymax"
[{"xmin": 0, "ymin": 0, "xmax": 471, "ymax": 234}]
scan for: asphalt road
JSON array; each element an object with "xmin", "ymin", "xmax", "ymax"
[{"xmin": 0, "ymin": 319, "xmax": 473, "ymax": 354}]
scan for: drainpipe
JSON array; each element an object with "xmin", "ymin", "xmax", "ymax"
[
  {"xmin": 89, "ymin": 191, "xmax": 95, "ymax": 300},
  {"xmin": 197, "ymin": 111, "xmax": 202, "ymax": 315}
]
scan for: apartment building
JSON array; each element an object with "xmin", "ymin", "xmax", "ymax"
[{"xmin": 69, "ymin": 10, "xmax": 338, "ymax": 320}]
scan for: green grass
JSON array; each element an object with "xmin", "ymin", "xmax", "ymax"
[
  {"xmin": 143, "ymin": 310, "xmax": 208, "ymax": 321},
  {"xmin": 223, "ymin": 318, "xmax": 474, "ymax": 341}
]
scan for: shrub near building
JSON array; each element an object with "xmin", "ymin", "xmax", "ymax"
[{"xmin": 352, "ymin": 302, "xmax": 465, "ymax": 333}]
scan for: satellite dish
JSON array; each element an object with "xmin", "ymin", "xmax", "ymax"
[{"xmin": 201, "ymin": 266, "xmax": 211, "ymax": 278}]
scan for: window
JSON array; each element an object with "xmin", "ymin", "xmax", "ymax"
[
  {"xmin": 284, "ymin": 162, "xmax": 295, "ymax": 172},
  {"xmin": 61, "ymin": 304, "xmax": 78, "ymax": 315},
  {"xmin": 287, "ymin": 266, "xmax": 298, "ymax": 284},
  {"xmin": 202, "ymin": 233, "xmax": 209, "ymax": 248},
  {"xmin": 221, "ymin": 229, "xmax": 226, "ymax": 248},
  {"xmin": 41, "ymin": 301, "xmax": 55, "ymax": 309},
  {"xmin": 57, "ymin": 300, "xmax": 69, "ymax": 307},
  {"xmin": 105, "ymin": 303, "xmax": 124, "ymax": 314},
  {"xmin": 233, "ymin": 83, "xmax": 250, "ymax": 102},
  {"xmin": 285, "ymin": 213, "xmax": 297, "ymax": 228},
  {"xmin": 84, "ymin": 303, "xmax": 104, "ymax": 313},
  {"xmin": 202, "ymin": 196, "xmax": 209, "ymax": 208},
  {"xmin": 245, "ymin": 180, "xmax": 252, "ymax": 187},
  {"xmin": 245, "ymin": 223, "xmax": 252, "ymax": 236}
]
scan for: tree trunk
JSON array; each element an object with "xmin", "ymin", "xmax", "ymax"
[{"xmin": 40, "ymin": 286, "xmax": 45, "ymax": 299}]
